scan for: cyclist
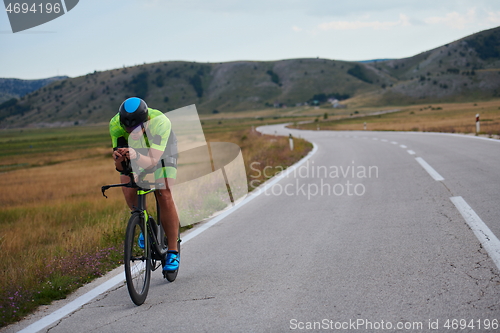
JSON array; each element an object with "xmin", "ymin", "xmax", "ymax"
[{"xmin": 109, "ymin": 97, "xmax": 180, "ymax": 273}]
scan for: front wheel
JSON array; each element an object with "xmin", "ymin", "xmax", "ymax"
[{"xmin": 124, "ymin": 213, "xmax": 151, "ymax": 305}]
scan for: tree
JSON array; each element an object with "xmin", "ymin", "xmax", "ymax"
[{"xmin": 189, "ymin": 74, "xmax": 203, "ymax": 98}]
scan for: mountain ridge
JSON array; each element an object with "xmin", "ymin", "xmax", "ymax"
[
  {"xmin": 0, "ymin": 76, "xmax": 68, "ymax": 104},
  {"xmin": 1, "ymin": 27, "xmax": 499, "ymax": 128}
]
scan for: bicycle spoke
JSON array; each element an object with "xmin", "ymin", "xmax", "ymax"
[{"xmin": 124, "ymin": 214, "xmax": 151, "ymax": 305}]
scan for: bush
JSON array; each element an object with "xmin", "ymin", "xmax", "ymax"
[
  {"xmin": 155, "ymin": 75, "xmax": 164, "ymax": 88},
  {"xmin": 266, "ymin": 70, "xmax": 280, "ymax": 85}
]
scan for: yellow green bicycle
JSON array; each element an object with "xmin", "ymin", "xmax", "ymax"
[{"xmin": 102, "ymin": 174, "xmax": 180, "ymax": 305}]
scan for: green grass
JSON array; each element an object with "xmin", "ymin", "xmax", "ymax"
[
  {"xmin": 0, "ymin": 125, "xmax": 109, "ymax": 158},
  {"xmin": 0, "ymin": 119, "xmax": 312, "ymax": 328}
]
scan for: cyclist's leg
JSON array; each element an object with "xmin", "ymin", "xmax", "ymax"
[
  {"xmin": 120, "ymin": 174, "xmax": 138, "ymax": 210},
  {"xmin": 156, "ymin": 178, "xmax": 179, "ymax": 252},
  {"xmin": 154, "ymin": 165, "xmax": 179, "ymax": 253}
]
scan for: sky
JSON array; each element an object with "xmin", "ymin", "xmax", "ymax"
[{"xmin": 1, "ymin": 0, "xmax": 500, "ymax": 80}]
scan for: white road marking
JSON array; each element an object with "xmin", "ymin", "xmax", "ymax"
[
  {"xmin": 391, "ymin": 141, "xmax": 398, "ymax": 144},
  {"xmin": 450, "ymin": 196, "xmax": 500, "ymax": 271},
  {"xmin": 18, "ymin": 273, "xmax": 126, "ymax": 333},
  {"xmin": 17, "ymin": 141, "xmax": 319, "ymax": 333},
  {"xmin": 400, "ymin": 144, "xmax": 407, "ymax": 148},
  {"xmin": 381, "ymin": 139, "xmax": 388, "ymax": 142},
  {"xmin": 372, "ymin": 138, "xmax": 378, "ymax": 140},
  {"xmin": 407, "ymin": 150, "xmax": 416, "ymax": 155},
  {"xmin": 415, "ymin": 157, "xmax": 444, "ymax": 181}
]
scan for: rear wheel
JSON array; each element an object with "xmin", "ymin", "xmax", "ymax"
[{"xmin": 124, "ymin": 213, "xmax": 151, "ymax": 305}]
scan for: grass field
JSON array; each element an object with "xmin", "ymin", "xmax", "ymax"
[
  {"xmin": 0, "ymin": 120, "xmax": 312, "ymax": 327},
  {"xmin": 296, "ymin": 100, "xmax": 500, "ymax": 136},
  {"xmin": 4, "ymin": 99, "xmax": 497, "ymax": 327}
]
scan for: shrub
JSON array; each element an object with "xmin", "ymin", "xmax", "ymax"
[
  {"xmin": 155, "ymin": 75, "xmax": 164, "ymax": 88},
  {"xmin": 266, "ymin": 70, "xmax": 280, "ymax": 85}
]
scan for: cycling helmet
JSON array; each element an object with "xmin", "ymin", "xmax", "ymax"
[{"xmin": 119, "ymin": 97, "xmax": 148, "ymax": 130}]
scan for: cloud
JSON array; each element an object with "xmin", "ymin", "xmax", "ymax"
[
  {"xmin": 318, "ymin": 14, "xmax": 410, "ymax": 31},
  {"xmin": 292, "ymin": 26, "xmax": 302, "ymax": 32},
  {"xmin": 487, "ymin": 11, "xmax": 500, "ymax": 24},
  {"xmin": 424, "ymin": 8, "xmax": 476, "ymax": 29}
]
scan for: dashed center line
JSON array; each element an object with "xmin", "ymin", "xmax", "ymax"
[
  {"xmin": 341, "ymin": 133, "xmax": 500, "ymax": 273},
  {"xmin": 415, "ymin": 157, "xmax": 444, "ymax": 181}
]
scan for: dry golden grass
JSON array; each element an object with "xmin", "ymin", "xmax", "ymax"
[
  {"xmin": 0, "ymin": 155, "xmax": 127, "ymax": 283},
  {"xmin": 0, "ymin": 125, "xmax": 312, "ymax": 327},
  {"xmin": 299, "ymin": 100, "xmax": 500, "ymax": 135}
]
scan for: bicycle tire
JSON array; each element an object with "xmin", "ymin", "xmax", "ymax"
[{"xmin": 124, "ymin": 213, "xmax": 151, "ymax": 305}]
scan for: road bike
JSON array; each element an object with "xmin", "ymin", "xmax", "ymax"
[{"xmin": 101, "ymin": 173, "xmax": 181, "ymax": 305}]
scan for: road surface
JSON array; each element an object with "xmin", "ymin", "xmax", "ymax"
[{"xmin": 7, "ymin": 125, "xmax": 500, "ymax": 333}]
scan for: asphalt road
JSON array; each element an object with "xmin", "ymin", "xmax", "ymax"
[{"xmin": 8, "ymin": 126, "xmax": 500, "ymax": 333}]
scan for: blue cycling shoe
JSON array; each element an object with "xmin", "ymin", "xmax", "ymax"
[
  {"xmin": 138, "ymin": 232, "xmax": 145, "ymax": 249},
  {"xmin": 163, "ymin": 251, "xmax": 180, "ymax": 271}
]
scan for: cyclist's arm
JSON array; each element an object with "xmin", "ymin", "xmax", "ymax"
[
  {"xmin": 129, "ymin": 147, "xmax": 163, "ymax": 169},
  {"xmin": 110, "ymin": 116, "xmax": 131, "ymax": 173},
  {"xmin": 130, "ymin": 114, "xmax": 171, "ymax": 169}
]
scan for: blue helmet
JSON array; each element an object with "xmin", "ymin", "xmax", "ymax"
[{"xmin": 119, "ymin": 97, "xmax": 148, "ymax": 130}]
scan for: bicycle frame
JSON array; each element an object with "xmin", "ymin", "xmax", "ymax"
[{"xmin": 102, "ymin": 176, "xmax": 168, "ymax": 263}]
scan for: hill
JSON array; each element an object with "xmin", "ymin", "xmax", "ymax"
[
  {"xmin": 0, "ymin": 27, "xmax": 499, "ymax": 128},
  {"xmin": 359, "ymin": 26, "xmax": 500, "ymax": 105},
  {"xmin": 0, "ymin": 59, "xmax": 387, "ymax": 128},
  {"xmin": 0, "ymin": 76, "xmax": 68, "ymax": 104}
]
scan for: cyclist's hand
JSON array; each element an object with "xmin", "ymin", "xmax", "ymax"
[{"xmin": 113, "ymin": 149, "xmax": 126, "ymax": 163}]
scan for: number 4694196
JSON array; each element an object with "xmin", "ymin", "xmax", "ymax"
[
  {"xmin": 444, "ymin": 319, "xmax": 498, "ymax": 330},
  {"xmin": 5, "ymin": 2, "xmax": 61, "ymax": 14}
]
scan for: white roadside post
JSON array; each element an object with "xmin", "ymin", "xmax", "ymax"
[
  {"xmin": 476, "ymin": 113, "xmax": 480, "ymax": 135},
  {"xmin": 364, "ymin": 122, "xmax": 367, "ymax": 130},
  {"xmin": 289, "ymin": 133, "xmax": 294, "ymax": 150}
]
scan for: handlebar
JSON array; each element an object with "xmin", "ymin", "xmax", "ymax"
[{"xmin": 101, "ymin": 173, "xmax": 164, "ymax": 198}]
